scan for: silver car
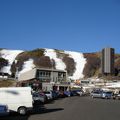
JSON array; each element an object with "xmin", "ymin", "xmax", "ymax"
[
  {"xmin": 32, "ymin": 92, "xmax": 46, "ymax": 103},
  {"xmin": 91, "ymin": 91, "xmax": 103, "ymax": 98}
]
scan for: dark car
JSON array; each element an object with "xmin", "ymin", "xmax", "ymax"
[
  {"xmin": 0, "ymin": 104, "xmax": 9, "ymax": 116},
  {"xmin": 70, "ymin": 90, "xmax": 80, "ymax": 96},
  {"xmin": 70, "ymin": 89, "xmax": 85, "ymax": 96},
  {"xmin": 51, "ymin": 91, "xmax": 59, "ymax": 99},
  {"xmin": 58, "ymin": 90, "xmax": 66, "ymax": 98},
  {"xmin": 64, "ymin": 91, "xmax": 71, "ymax": 97}
]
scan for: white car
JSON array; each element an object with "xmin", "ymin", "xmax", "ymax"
[{"xmin": 44, "ymin": 91, "xmax": 53, "ymax": 100}]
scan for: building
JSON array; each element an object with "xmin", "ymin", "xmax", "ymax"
[
  {"xmin": 18, "ymin": 68, "xmax": 69, "ymax": 91},
  {"xmin": 101, "ymin": 48, "xmax": 115, "ymax": 75}
]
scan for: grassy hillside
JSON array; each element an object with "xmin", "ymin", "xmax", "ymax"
[{"xmin": 0, "ymin": 79, "xmax": 16, "ymax": 87}]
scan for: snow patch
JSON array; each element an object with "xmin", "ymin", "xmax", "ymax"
[
  {"xmin": 18, "ymin": 59, "xmax": 35, "ymax": 76},
  {"xmin": 65, "ymin": 51, "xmax": 86, "ymax": 80},
  {"xmin": 44, "ymin": 48, "xmax": 66, "ymax": 70},
  {"xmin": 0, "ymin": 49, "xmax": 23, "ymax": 74}
]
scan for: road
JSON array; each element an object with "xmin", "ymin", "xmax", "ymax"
[{"xmin": 1, "ymin": 96, "xmax": 120, "ymax": 120}]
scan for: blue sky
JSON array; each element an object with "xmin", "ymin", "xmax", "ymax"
[{"xmin": 0, "ymin": 0, "xmax": 120, "ymax": 53}]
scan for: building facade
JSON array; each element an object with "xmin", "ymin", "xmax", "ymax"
[
  {"xmin": 101, "ymin": 48, "xmax": 115, "ymax": 75},
  {"xmin": 18, "ymin": 68, "xmax": 69, "ymax": 91}
]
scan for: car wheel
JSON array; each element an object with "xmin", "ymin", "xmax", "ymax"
[
  {"xmin": 105, "ymin": 96, "xmax": 108, "ymax": 99},
  {"xmin": 18, "ymin": 107, "xmax": 27, "ymax": 115},
  {"xmin": 92, "ymin": 96, "xmax": 94, "ymax": 98}
]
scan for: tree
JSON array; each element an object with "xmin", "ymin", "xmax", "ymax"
[{"xmin": 0, "ymin": 57, "xmax": 8, "ymax": 70}]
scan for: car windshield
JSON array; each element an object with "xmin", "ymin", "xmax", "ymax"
[
  {"xmin": 44, "ymin": 92, "xmax": 50, "ymax": 94},
  {"xmin": 92, "ymin": 90, "xmax": 102, "ymax": 93},
  {"xmin": 103, "ymin": 92, "xmax": 112, "ymax": 94}
]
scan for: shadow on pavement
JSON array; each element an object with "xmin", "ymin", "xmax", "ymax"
[
  {"xmin": 0, "ymin": 104, "xmax": 64, "ymax": 120},
  {"xmin": 32, "ymin": 103, "xmax": 64, "ymax": 114}
]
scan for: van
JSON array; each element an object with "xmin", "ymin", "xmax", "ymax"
[{"xmin": 0, "ymin": 87, "xmax": 33, "ymax": 115}]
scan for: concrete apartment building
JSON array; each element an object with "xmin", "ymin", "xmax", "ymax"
[
  {"xmin": 18, "ymin": 68, "xmax": 69, "ymax": 91},
  {"xmin": 101, "ymin": 48, "xmax": 115, "ymax": 75}
]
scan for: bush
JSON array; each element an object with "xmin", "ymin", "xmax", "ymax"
[
  {"xmin": 27, "ymin": 48, "xmax": 44, "ymax": 58},
  {"xmin": 0, "ymin": 57, "xmax": 8, "ymax": 70}
]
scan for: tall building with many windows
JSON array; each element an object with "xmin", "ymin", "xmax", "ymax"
[{"xmin": 101, "ymin": 48, "xmax": 115, "ymax": 75}]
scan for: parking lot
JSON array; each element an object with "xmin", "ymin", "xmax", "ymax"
[{"xmin": 1, "ymin": 96, "xmax": 120, "ymax": 120}]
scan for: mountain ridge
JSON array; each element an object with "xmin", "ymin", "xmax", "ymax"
[{"xmin": 0, "ymin": 48, "xmax": 120, "ymax": 80}]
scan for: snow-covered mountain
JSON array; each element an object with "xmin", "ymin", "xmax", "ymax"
[
  {"xmin": 0, "ymin": 49, "xmax": 23, "ymax": 74},
  {"xmin": 0, "ymin": 48, "xmax": 88, "ymax": 80}
]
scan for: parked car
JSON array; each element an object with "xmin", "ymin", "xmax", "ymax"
[
  {"xmin": 0, "ymin": 104, "xmax": 9, "ymax": 116},
  {"xmin": 44, "ymin": 91, "xmax": 53, "ymax": 100},
  {"xmin": 58, "ymin": 90, "xmax": 66, "ymax": 98},
  {"xmin": 64, "ymin": 90, "xmax": 71, "ymax": 97},
  {"xmin": 70, "ymin": 90, "xmax": 79, "ymax": 96},
  {"xmin": 32, "ymin": 92, "xmax": 47, "ymax": 104},
  {"xmin": 91, "ymin": 90, "xmax": 103, "ymax": 98},
  {"xmin": 76, "ymin": 90, "xmax": 85, "ymax": 96},
  {"xmin": 113, "ymin": 93, "xmax": 120, "ymax": 100},
  {"xmin": 101, "ymin": 91, "xmax": 113, "ymax": 99},
  {"xmin": 51, "ymin": 91, "xmax": 59, "ymax": 99},
  {"xmin": 70, "ymin": 89, "xmax": 85, "ymax": 96}
]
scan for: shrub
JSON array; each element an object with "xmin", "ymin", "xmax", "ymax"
[
  {"xmin": 27, "ymin": 48, "xmax": 44, "ymax": 58},
  {"xmin": 0, "ymin": 57, "xmax": 8, "ymax": 70}
]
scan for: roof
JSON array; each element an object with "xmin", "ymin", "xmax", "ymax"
[{"xmin": 34, "ymin": 67, "xmax": 67, "ymax": 73}]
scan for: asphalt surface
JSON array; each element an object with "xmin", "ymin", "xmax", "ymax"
[{"xmin": 1, "ymin": 96, "xmax": 120, "ymax": 120}]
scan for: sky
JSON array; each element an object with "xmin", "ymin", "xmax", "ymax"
[{"xmin": 0, "ymin": 0, "xmax": 120, "ymax": 53}]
